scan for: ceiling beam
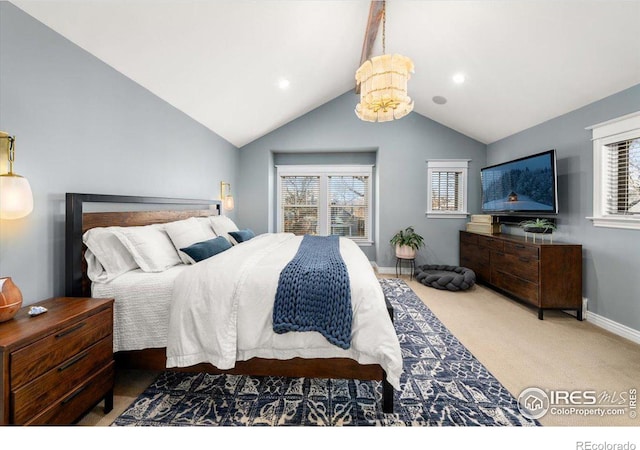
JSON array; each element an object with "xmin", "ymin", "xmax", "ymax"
[{"xmin": 355, "ymin": 0, "xmax": 385, "ymax": 93}]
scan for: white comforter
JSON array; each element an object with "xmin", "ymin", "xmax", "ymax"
[{"xmin": 166, "ymin": 232, "xmax": 403, "ymax": 389}]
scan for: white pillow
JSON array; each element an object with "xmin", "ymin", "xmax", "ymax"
[
  {"xmin": 83, "ymin": 227, "xmax": 139, "ymax": 282},
  {"xmin": 113, "ymin": 224, "xmax": 182, "ymax": 272},
  {"xmin": 165, "ymin": 217, "xmax": 217, "ymax": 264},
  {"xmin": 194, "ymin": 216, "xmax": 216, "ymax": 233},
  {"xmin": 209, "ymin": 215, "xmax": 240, "ymax": 244}
]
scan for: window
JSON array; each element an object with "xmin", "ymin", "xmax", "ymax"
[
  {"xmin": 426, "ymin": 160, "xmax": 469, "ymax": 218},
  {"xmin": 277, "ymin": 165, "xmax": 372, "ymax": 244},
  {"xmin": 588, "ymin": 111, "xmax": 640, "ymax": 230},
  {"xmin": 279, "ymin": 176, "xmax": 320, "ymax": 235},
  {"xmin": 606, "ymin": 139, "xmax": 640, "ymax": 214}
]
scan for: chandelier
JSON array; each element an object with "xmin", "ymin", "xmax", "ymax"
[{"xmin": 355, "ymin": 1, "xmax": 414, "ymax": 122}]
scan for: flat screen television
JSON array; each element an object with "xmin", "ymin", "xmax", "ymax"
[{"xmin": 481, "ymin": 149, "xmax": 558, "ymax": 215}]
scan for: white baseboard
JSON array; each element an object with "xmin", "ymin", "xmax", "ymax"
[
  {"xmin": 586, "ymin": 311, "xmax": 640, "ymax": 345},
  {"xmin": 374, "ymin": 266, "xmax": 397, "ymax": 275}
]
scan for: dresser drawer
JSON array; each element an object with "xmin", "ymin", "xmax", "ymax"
[
  {"xmin": 460, "ymin": 251, "xmax": 490, "ymax": 281},
  {"xmin": 491, "ymin": 269, "xmax": 539, "ymax": 305},
  {"xmin": 11, "ymin": 336, "xmax": 113, "ymax": 424},
  {"xmin": 26, "ymin": 362, "xmax": 115, "ymax": 426},
  {"xmin": 11, "ymin": 308, "xmax": 112, "ymax": 388},
  {"xmin": 460, "ymin": 231, "xmax": 478, "ymax": 245},
  {"xmin": 504, "ymin": 241, "xmax": 539, "ymax": 260},
  {"xmin": 460, "ymin": 252, "xmax": 489, "ymax": 268},
  {"xmin": 477, "ymin": 235, "xmax": 504, "ymax": 252},
  {"xmin": 492, "ymin": 251, "xmax": 539, "ymax": 284}
]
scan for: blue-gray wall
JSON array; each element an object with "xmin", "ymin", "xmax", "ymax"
[
  {"xmin": 487, "ymin": 84, "xmax": 640, "ymax": 332},
  {"xmin": 0, "ymin": 3, "xmax": 238, "ymax": 304},
  {"xmin": 237, "ymin": 91, "xmax": 487, "ymax": 268}
]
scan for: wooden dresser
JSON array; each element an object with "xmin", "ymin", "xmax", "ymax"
[
  {"xmin": 460, "ymin": 231, "xmax": 583, "ymax": 320},
  {"xmin": 0, "ymin": 296, "xmax": 114, "ymax": 425}
]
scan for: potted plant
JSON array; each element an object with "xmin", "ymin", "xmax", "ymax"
[
  {"xmin": 518, "ymin": 218, "xmax": 557, "ymax": 234},
  {"xmin": 390, "ymin": 226, "xmax": 425, "ymax": 259}
]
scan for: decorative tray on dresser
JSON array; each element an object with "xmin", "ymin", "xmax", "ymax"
[{"xmin": 0, "ymin": 296, "xmax": 114, "ymax": 425}]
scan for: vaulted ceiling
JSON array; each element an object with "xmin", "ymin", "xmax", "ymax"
[{"xmin": 11, "ymin": 0, "xmax": 640, "ymax": 148}]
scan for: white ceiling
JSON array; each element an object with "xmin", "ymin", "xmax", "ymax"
[{"xmin": 11, "ymin": 0, "xmax": 640, "ymax": 148}]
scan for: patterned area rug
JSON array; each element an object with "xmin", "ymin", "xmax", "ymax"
[{"xmin": 112, "ymin": 279, "xmax": 538, "ymax": 426}]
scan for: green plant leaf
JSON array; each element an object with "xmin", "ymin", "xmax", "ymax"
[{"xmin": 390, "ymin": 226, "xmax": 425, "ymax": 250}]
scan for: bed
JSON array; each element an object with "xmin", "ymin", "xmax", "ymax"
[{"xmin": 65, "ymin": 193, "xmax": 402, "ymax": 413}]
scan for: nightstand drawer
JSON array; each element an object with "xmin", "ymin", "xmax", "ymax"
[
  {"xmin": 11, "ymin": 336, "xmax": 112, "ymax": 424},
  {"xmin": 26, "ymin": 362, "xmax": 115, "ymax": 426},
  {"xmin": 10, "ymin": 308, "xmax": 112, "ymax": 388}
]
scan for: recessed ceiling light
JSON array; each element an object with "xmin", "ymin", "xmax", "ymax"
[
  {"xmin": 432, "ymin": 96, "xmax": 447, "ymax": 105},
  {"xmin": 453, "ymin": 73, "xmax": 465, "ymax": 84},
  {"xmin": 278, "ymin": 79, "xmax": 290, "ymax": 90}
]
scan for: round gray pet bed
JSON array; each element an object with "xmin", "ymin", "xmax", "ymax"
[{"xmin": 415, "ymin": 265, "xmax": 476, "ymax": 291}]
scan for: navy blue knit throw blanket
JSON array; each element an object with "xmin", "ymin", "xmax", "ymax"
[{"xmin": 273, "ymin": 235, "xmax": 352, "ymax": 349}]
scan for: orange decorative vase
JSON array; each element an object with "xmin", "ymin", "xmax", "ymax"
[{"xmin": 0, "ymin": 277, "xmax": 23, "ymax": 322}]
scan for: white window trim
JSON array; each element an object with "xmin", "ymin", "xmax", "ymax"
[
  {"xmin": 276, "ymin": 165, "xmax": 374, "ymax": 244},
  {"xmin": 426, "ymin": 159, "xmax": 470, "ymax": 219},
  {"xmin": 586, "ymin": 111, "xmax": 640, "ymax": 230}
]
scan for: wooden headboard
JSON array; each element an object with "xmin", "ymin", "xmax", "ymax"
[{"xmin": 65, "ymin": 193, "xmax": 222, "ymax": 297}]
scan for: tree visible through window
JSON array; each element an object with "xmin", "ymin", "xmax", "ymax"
[
  {"xmin": 426, "ymin": 160, "xmax": 469, "ymax": 218},
  {"xmin": 329, "ymin": 175, "xmax": 368, "ymax": 239},
  {"xmin": 278, "ymin": 166, "xmax": 372, "ymax": 243},
  {"xmin": 431, "ymin": 171, "xmax": 461, "ymax": 211},
  {"xmin": 281, "ymin": 176, "xmax": 320, "ymax": 235}
]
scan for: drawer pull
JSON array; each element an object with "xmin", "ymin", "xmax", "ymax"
[
  {"xmin": 61, "ymin": 385, "xmax": 88, "ymax": 405},
  {"xmin": 495, "ymin": 252, "xmax": 504, "ymax": 257},
  {"xmin": 515, "ymin": 244, "xmax": 526, "ymax": 249},
  {"xmin": 519, "ymin": 257, "xmax": 530, "ymax": 263},
  {"xmin": 55, "ymin": 323, "xmax": 85, "ymax": 339},
  {"xmin": 58, "ymin": 353, "xmax": 87, "ymax": 372}
]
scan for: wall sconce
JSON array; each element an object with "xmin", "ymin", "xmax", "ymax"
[
  {"xmin": 220, "ymin": 181, "xmax": 234, "ymax": 211},
  {"xmin": 0, "ymin": 132, "xmax": 34, "ymax": 220}
]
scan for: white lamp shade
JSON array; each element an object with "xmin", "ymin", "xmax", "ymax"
[
  {"xmin": 0, "ymin": 174, "xmax": 34, "ymax": 219},
  {"xmin": 223, "ymin": 195, "xmax": 235, "ymax": 211},
  {"xmin": 355, "ymin": 54, "xmax": 414, "ymax": 122}
]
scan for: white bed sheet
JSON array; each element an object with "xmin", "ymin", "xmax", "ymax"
[
  {"xmin": 167, "ymin": 233, "xmax": 403, "ymax": 389},
  {"xmin": 92, "ymin": 265, "xmax": 188, "ymax": 352}
]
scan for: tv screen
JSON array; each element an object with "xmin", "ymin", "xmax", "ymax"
[{"xmin": 481, "ymin": 149, "xmax": 558, "ymax": 214}]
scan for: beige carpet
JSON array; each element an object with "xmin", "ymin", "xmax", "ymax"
[{"xmin": 78, "ymin": 276, "xmax": 640, "ymax": 427}]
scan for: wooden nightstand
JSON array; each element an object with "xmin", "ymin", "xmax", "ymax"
[{"xmin": 0, "ymin": 297, "xmax": 115, "ymax": 425}]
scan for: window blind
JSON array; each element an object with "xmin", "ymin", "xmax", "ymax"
[
  {"xmin": 280, "ymin": 176, "xmax": 320, "ymax": 235},
  {"xmin": 606, "ymin": 138, "xmax": 640, "ymax": 215},
  {"xmin": 431, "ymin": 171, "xmax": 461, "ymax": 211},
  {"xmin": 328, "ymin": 175, "xmax": 369, "ymax": 240}
]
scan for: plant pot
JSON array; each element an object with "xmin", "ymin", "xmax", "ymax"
[
  {"xmin": 395, "ymin": 245, "xmax": 416, "ymax": 259},
  {"xmin": 0, "ymin": 277, "xmax": 23, "ymax": 323}
]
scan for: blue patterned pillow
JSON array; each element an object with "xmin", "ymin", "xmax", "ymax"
[
  {"xmin": 180, "ymin": 236, "xmax": 231, "ymax": 263},
  {"xmin": 228, "ymin": 229, "xmax": 255, "ymax": 244}
]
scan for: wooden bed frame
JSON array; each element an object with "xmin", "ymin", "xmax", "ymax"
[{"xmin": 65, "ymin": 193, "xmax": 394, "ymax": 413}]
